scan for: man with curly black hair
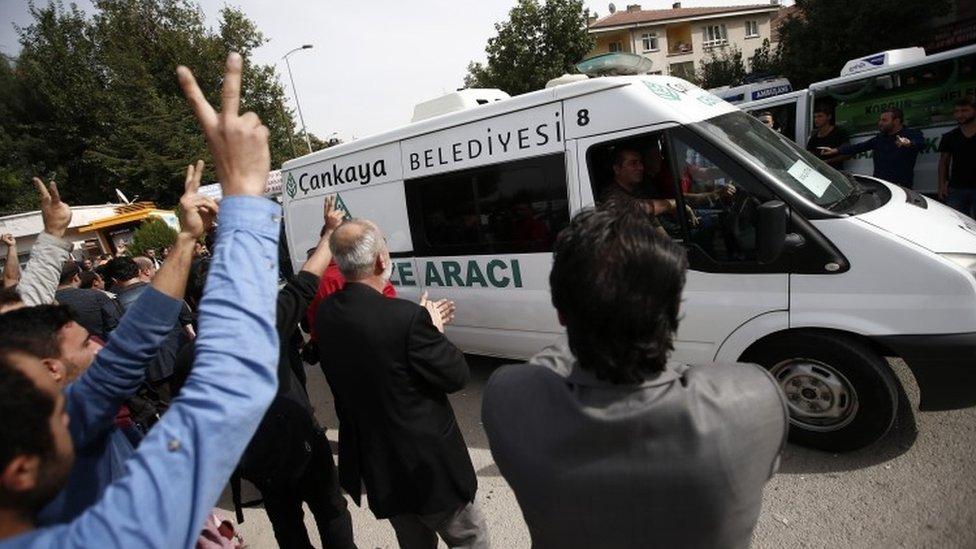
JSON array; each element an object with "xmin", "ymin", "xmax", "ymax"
[{"xmin": 482, "ymin": 207, "xmax": 789, "ymax": 549}]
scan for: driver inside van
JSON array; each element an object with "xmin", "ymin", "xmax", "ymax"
[{"xmin": 600, "ymin": 145, "xmax": 681, "ymax": 234}]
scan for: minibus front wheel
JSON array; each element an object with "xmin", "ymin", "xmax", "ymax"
[{"xmin": 743, "ymin": 330, "xmax": 899, "ymax": 452}]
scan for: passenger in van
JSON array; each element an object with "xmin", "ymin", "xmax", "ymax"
[
  {"xmin": 822, "ymin": 107, "xmax": 924, "ymax": 188},
  {"xmin": 482, "ymin": 207, "xmax": 788, "ymax": 549},
  {"xmin": 806, "ymin": 105, "xmax": 850, "ymax": 168},
  {"xmin": 758, "ymin": 111, "xmax": 779, "ymax": 133}
]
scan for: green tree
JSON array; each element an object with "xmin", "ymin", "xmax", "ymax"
[
  {"xmin": 697, "ymin": 46, "xmax": 747, "ymax": 89},
  {"xmin": 776, "ymin": 0, "xmax": 952, "ymax": 88},
  {"xmin": 0, "ymin": 0, "xmax": 308, "ymax": 214},
  {"xmin": 748, "ymin": 38, "xmax": 780, "ymax": 77},
  {"xmin": 464, "ymin": 0, "xmax": 594, "ymax": 96},
  {"xmin": 128, "ymin": 216, "xmax": 177, "ymax": 257}
]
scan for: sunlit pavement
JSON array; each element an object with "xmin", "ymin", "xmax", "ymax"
[{"xmin": 219, "ymin": 357, "xmax": 976, "ymax": 548}]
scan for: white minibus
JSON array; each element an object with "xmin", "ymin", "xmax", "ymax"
[{"xmin": 282, "ymin": 74, "xmax": 976, "ymax": 452}]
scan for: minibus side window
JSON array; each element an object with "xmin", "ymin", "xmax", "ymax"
[
  {"xmin": 748, "ymin": 103, "xmax": 798, "ymax": 142},
  {"xmin": 585, "ymin": 132, "xmax": 687, "ymax": 241},
  {"xmin": 664, "ymin": 128, "xmax": 776, "ymax": 265},
  {"xmin": 405, "ymin": 153, "xmax": 569, "ymax": 256}
]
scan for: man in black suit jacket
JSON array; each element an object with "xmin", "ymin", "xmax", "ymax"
[{"xmin": 317, "ymin": 219, "xmax": 488, "ymax": 549}]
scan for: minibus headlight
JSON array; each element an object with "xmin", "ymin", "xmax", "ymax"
[{"xmin": 942, "ymin": 253, "xmax": 976, "ymax": 277}]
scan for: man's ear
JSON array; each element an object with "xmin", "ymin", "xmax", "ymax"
[
  {"xmin": 557, "ymin": 311, "xmax": 566, "ymax": 327},
  {"xmin": 374, "ymin": 255, "xmax": 386, "ymax": 276},
  {"xmin": 0, "ymin": 455, "xmax": 40, "ymax": 494},
  {"xmin": 40, "ymin": 358, "xmax": 65, "ymax": 384}
]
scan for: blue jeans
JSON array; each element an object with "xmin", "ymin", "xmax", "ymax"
[{"xmin": 947, "ymin": 188, "xmax": 976, "ymax": 219}]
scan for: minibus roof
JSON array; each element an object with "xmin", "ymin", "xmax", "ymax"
[{"xmin": 809, "ymin": 44, "xmax": 976, "ymax": 92}]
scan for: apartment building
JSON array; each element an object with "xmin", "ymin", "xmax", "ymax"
[{"xmin": 587, "ymin": 2, "xmax": 782, "ymax": 80}]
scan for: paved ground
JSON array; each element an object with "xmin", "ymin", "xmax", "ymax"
[{"xmin": 218, "ymin": 357, "xmax": 976, "ymax": 549}]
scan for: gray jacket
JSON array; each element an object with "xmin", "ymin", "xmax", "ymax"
[
  {"xmin": 19, "ymin": 232, "xmax": 73, "ymax": 306},
  {"xmin": 482, "ymin": 339, "xmax": 788, "ymax": 549}
]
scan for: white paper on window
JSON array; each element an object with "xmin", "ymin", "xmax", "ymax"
[{"xmin": 787, "ymin": 159, "xmax": 832, "ymax": 198}]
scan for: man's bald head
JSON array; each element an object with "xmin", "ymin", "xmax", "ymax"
[
  {"xmin": 132, "ymin": 256, "xmax": 156, "ymax": 281},
  {"xmin": 329, "ymin": 219, "xmax": 386, "ymax": 280}
]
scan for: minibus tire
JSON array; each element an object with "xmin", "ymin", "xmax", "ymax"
[{"xmin": 742, "ymin": 331, "xmax": 899, "ymax": 452}]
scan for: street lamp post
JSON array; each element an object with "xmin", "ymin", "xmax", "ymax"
[{"xmin": 283, "ymin": 44, "xmax": 314, "ymax": 154}]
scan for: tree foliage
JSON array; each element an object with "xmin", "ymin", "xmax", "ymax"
[
  {"xmin": 128, "ymin": 216, "xmax": 177, "ymax": 257},
  {"xmin": 0, "ymin": 0, "xmax": 315, "ymax": 215},
  {"xmin": 464, "ymin": 0, "xmax": 593, "ymax": 96},
  {"xmin": 696, "ymin": 46, "xmax": 747, "ymax": 89},
  {"xmin": 776, "ymin": 0, "xmax": 952, "ymax": 88}
]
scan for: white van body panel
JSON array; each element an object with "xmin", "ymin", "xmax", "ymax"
[
  {"xmin": 673, "ymin": 272, "xmax": 789, "ymax": 364},
  {"xmin": 855, "ymin": 180, "xmax": 976, "ymax": 254},
  {"xmin": 793, "ymin": 216, "xmax": 976, "ymax": 336},
  {"xmin": 713, "ymin": 311, "xmax": 791, "ymax": 363}
]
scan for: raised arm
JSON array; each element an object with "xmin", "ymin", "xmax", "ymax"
[
  {"xmin": 31, "ymin": 52, "xmax": 280, "ymax": 549},
  {"xmin": 838, "ymin": 135, "xmax": 876, "ymax": 157},
  {"xmin": 17, "ymin": 179, "xmax": 73, "ymax": 306},
  {"xmin": 2, "ymin": 235, "xmax": 19, "ymax": 288},
  {"xmin": 63, "ymin": 161, "xmax": 218, "ymax": 449}
]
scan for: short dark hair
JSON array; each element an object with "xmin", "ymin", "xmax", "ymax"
[
  {"xmin": 59, "ymin": 261, "xmax": 80, "ymax": 285},
  {"xmin": 956, "ymin": 95, "xmax": 975, "ymax": 108},
  {"xmin": 550, "ymin": 208, "xmax": 687, "ymax": 384},
  {"xmin": 883, "ymin": 107, "xmax": 904, "ymax": 122},
  {"xmin": 813, "ymin": 105, "xmax": 833, "ymax": 118},
  {"xmin": 78, "ymin": 271, "xmax": 98, "ymax": 289},
  {"xmin": 759, "ymin": 111, "xmax": 774, "ymax": 119},
  {"xmin": 0, "ymin": 305, "xmax": 75, "ymax": 360},
  {"xmin": 0, "ymin": 352, "xmax": 56, "ymax": 479},
  {"xmin": 0, "ymin": 286, "xmax": 22, "ymax": 309},
  {"xmin": 611, "ymin": 145, "xmax": 640, "ymax": 168},
  {"xmin": 105, "ymin": 256, "xmax": 139, "ymax": 283}
]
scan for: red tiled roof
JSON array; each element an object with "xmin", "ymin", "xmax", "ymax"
[{"xmin": 589, "ymin": 4, "xmax": 779, "ymax": 30}]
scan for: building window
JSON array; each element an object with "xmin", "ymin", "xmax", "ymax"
[
  {"xmin": 669, "ymin": 61, "xmax": 695, "ymax": 81},
  {"xmin": 641, "ymin": 32, "xmax": 659, "ymax": 52},
  {"xmin": 609, "ymin": 41, "xmax": 622, "ymax": 53},
  {"xmin": 702, "ymin": 24, "xmax": 728, "ymax": 49},
  {"xmin": 745, "ymin": 20, "xmax": 759, "ymax": 38}
]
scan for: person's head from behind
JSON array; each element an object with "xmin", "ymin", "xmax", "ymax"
[
  {"xmin": 758, "ymin": 111, "xmax": 775, "ymax": 129},
  {"xmin": 78, "ymin": 271, "xmax": 103, "ymax": 290},
  {"xmin": 0, "ymin": 305, "xmax": 102, "ymax": 386},
  {"xmin": 611, "ymin": 146, "xmax": 644, "ymax": 190},
  {"xmin": 329, "ymin": 219, "xmax": 391, "ymax": 284},
  {"xmin": 878, "ymin": 107, "xmax": 904, "ymax": 134},
  {"xmin": 813, "ymin": 106, "xmax": 834, "ymax": 129},
  {"xmin": 0, "ymin": 351, "xmax": 74, "ymax": 519},
  {"xmin": 104, "ymin": 256, "xmax": 139, "ymax": 286},
  {"xmin": 133, "ymin": 256, "xmax": 156, "ymax": 282},
  {"xmin": 550, "ymin": 208, "xmax": 688, "ymax": 384},
  {"xmin": 953, "ymin": 96, "xmax": 975, "ymax": 126},
  {"xmin": 58, "ymin": 261, "xmax": 80, "ymax": 288}
]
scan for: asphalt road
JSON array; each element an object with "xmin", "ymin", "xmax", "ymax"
[{"xmin": 219, "ymin": 357, "xmax": 976, "ymax": 549}]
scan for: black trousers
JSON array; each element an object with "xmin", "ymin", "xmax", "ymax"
[{"xmin": 259, "ymin": 428, "xmax": 356, "ymax": 549}]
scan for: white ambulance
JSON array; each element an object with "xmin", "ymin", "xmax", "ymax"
[{"xmin": 282, "ymin": 73, "xmax": 976, "ymax": 452}]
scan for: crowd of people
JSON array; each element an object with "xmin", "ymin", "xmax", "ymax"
[{"xmin": 0, "ymin": 51, "xmax": 971, "ymax": 549}]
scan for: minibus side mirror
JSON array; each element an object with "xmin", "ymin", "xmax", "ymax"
[{"xmin": 758, "ymin": 200, "xmax": 788, "ymax": 264}]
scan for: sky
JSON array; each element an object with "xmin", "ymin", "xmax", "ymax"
[{"xmin": 0, "ymin": 0, "xmax": 791, "ymax": 143}]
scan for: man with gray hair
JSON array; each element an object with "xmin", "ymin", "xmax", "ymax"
[{"xmin": 317, "ymin": 219, "xmax": 488, "ymax": 549}]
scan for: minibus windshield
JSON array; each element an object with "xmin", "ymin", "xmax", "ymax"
[{"xmin": 691, "ymin": 111, "xmax": 855, "ymax": 208}]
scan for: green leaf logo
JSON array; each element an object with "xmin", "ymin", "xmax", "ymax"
[
  {"xmin": 643, "ymin": 81, "xmax": 680, "ymax": 101},
  {"xmin": 286, "ymin": 173, "xmax": 297, "ymax": 198},
  {"xmin": 334, "ymin": 193, "xmax": 351, "ymax": 219}
]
